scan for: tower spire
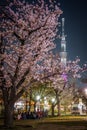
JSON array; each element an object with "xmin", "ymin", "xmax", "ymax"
[
  {"xmin": 62, "ymin": 18, "xmax": 65, "ymax": 37},
  {"xmin": 60, "ymin": 18, "xmax": 67, "ymax": 66}
]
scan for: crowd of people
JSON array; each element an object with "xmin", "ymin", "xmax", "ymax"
[{"xmin": 16, "ymin": 110, "xmax": 48, "ymax": 120}]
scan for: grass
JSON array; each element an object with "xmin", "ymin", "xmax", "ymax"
[{"xmin": 0, "ymin": 116, "xmax": 87, "ymax": 130}]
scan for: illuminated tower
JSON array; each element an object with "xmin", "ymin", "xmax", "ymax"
[{"xmin": 60, "ymin": 18, "xmax": 67, "ymax": 65}]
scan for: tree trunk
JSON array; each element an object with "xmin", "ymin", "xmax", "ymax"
[
  {"xmin": 86, "ymin": 100, "xmax": 87, "ymax": 115},
  {"xmin": 56, "ymin": 94, "xmax": 61, "ymax": 116},
  {"xmin": 55, "ymin": 89, "xmax": 61, "ymax": 116},
  {"xmin": 29, "ymin": 94, "xmax": 32, "ymax": 112},
  {"xmin": 52, "ymin": 103, "xmax": 54, "ymax": 116},
  {"xmin": 34, "ymin": 102, "xmax": 36, "ymax": 112},
  {"xmin": 4, "ymin": 103, "xmax": 14, "ymax": 128}
]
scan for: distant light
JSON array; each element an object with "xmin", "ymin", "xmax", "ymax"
[
  {"xmin": 15, "ymin": 102, "xmax": 22, "ymax": 106},
  {"xmin": 52, "ymin": 98, "xmax": 55, "ymax": 103},
  {"xmin": 44, "ymin": 97, "xmax": 46, "ymax": 100},
  {"xmin": 36, "ymin": 95, "xmax": 40, "ymax": 100},
  {"xmin": 85, "ymin": 88, "xmax": 87, "ymax": 95}
]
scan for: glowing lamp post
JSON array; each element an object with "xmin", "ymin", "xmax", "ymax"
[
  {"xmin": 36, "ymin": 95, "xmax": 40, "ymax": 111},
  {"xmin": 85, "ymin": 89, "xmax": 87, "ymax": 95},
  {"xmin": 52, "ymin": 98, "xmax": 55, "ymax": 103},
  {"xmin": 51, "ymin": 98, "xmax": 55, "ymax": 116},
  {"xmin": 36, "ymin": 95, "xmax": 40, "ymax": 101}
]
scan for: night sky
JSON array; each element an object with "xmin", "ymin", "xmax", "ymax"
[{"xmin": 57, "ymin": 0, "xmax": 87, "ymax": 65}]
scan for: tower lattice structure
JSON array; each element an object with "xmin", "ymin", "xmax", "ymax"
[{"xmin": 60, "ymin": 18, "xmax": 67, "ymax": 65}]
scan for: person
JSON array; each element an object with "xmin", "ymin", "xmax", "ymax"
[{"xmin": 17, "ymin": 112, "xmax": 21, "ymax": 120}]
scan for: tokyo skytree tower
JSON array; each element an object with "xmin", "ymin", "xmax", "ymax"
[{"xmin": 60, "ymin": 18, "xmax": 67, "ymax": 66}]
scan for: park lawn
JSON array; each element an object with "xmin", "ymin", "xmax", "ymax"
[{"xmin": 0, "ymin": 116, "xmax": 87, "ymax": 130}]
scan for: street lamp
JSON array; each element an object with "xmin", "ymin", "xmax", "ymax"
[
  {"xmin": 52, "ymin": 98, "xmax": 55, "ymax": 103},
  {"xmin": 51, "ymin": 98, "xmax": 55, "ymax": 116},
  {"xmin": 44, "ymin": 97, "xmax": 49, "ymax": 111},
  {"xmin": 85, "ymin": 88, "xmax": 87, "ymax": 95},
  {"xmin": 36, "ymin": 95, "xmax": 40, "ymax": 101},
  {"xmin": 36, "ymin": 95, "xmax": 41, "ymax": 111}
]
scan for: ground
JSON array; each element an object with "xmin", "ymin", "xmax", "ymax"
[
  {"xmin": 36, "ymin": 124, "xmax": 87, "ymax": 130},
  {"xmin": 0, "ymin": 116, "xmax": 87, "ymax": 130}
]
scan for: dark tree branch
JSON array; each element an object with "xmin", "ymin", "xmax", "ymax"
[{"xmin": 16, "ymin": 68, "xmax": 30, "ymax": 89}]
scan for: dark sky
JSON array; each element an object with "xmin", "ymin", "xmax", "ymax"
[{"xmin": 57, "ymin": 0, "xmax": 87, "ymax": 65}]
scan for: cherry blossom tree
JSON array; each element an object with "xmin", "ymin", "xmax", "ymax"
[
  {"xmin": 38, "ymin": 54, "xmax": 87, "ymax": 116},
  {"xmin": 54, "ymin": 60, "xmax": 87, "ymax": 116},
  {"xmin": 0, "ymin": 0, "xmax": 62, "ymax": 127}
]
